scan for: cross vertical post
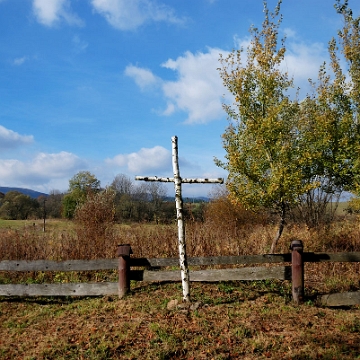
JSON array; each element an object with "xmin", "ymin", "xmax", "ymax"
[
  {"xmin": 135, "ymin": 136, "xmax": 223, "ymax": 302},
  {"xmin": 172, "ymin": 136, "xmax": 190, "ymax": 302}
]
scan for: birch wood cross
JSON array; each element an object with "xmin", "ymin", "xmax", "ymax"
[{"xmin": 136, "ymin": 136, "xmax": 224, "ymax": 302}]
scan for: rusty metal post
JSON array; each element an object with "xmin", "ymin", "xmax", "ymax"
[
  {"xmin": 117, "ymin": 244, "xmax": 133, "ymax": 298},
  {"xmin": 290, "ymin": 240, "xmax": 304, "ymax": 305}
]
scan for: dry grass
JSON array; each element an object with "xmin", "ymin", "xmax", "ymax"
[
  {"xmin": 0, "ymin": 215, "xmax": 360, "ymax": 291},
  {"xmin": 0, "ymin": 282, "xmax": 359, "ymax": 359},
  {"xmin": 0, "ymin": 215, "xmax": 360, "ymax": 359},
  {"xmin": 1, "ymin": 210, "xmax": 359, "ymax": 259}
]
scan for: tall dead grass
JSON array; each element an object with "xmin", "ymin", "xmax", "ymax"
[
  {"xmin": 1, "ymin": 213, "xmax": 359, "ymax": 260},
  {"xmin": 0, "ymin": 203, "xmax": 359, "ymax": 292}
]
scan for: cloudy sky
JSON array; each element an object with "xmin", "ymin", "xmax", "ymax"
[{"xmin": 0, "ymin": 0, "xmax": 358, "ymax": 197}]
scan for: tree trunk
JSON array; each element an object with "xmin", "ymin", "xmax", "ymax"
[{"xmin": 270, "ymin": 201, "xmax": 286, "ymax": 254}]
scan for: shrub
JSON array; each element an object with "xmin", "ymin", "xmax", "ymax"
[{"xmin": 74, "ymin": 188, "xmax": 116, "ymax": 258}]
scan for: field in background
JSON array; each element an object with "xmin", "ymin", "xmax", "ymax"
[
  {"xmin": 0, "ymin": 213, "xmax": 359, "ymax": 359},
  {"xmin": 0, "ymin": 213, "xmax": 360, "ymax": 291}
]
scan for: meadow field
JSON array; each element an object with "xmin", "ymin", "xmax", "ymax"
[{"xmin": 0, "ymin": 213, "xmax": 359, "ymax": 359}]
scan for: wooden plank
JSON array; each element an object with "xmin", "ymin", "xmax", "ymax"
[
  {"xmin": 130, "ymin": 254, "xmax": 292, "ymax": 267},
  {"xmin": 189, "ymin": 254, "xmax": 292, "ymax": 265},
  {"xmin": 1, "ymin": 252, "xmax": 359, "ymax": 273},
  {"xmin": 130, "ymin": 266, "xmax": 291, "ymax": 282},
  {"xmin": 0, "ymin": 255, "xmax": 291, "ymax": 272},
  {"xmin": 131, "ymin": 252, "xmax": 360, "ymax": 267},
  {"xmin": 0, "ymin": 282, "xmax": 118, "ymax": 297},
  {"xmin": 0, "ymin": 259, "xmax": 118, "ymax": 272},
  {"xmin": 132, "ymin": 252, "xmax": 360, "ymax": 267},
  {"xmin": 189, "ymin": 266, "xmax": 291, "ymax": 282},
  {"xmin": 320, "ymin": 291, "xmax": 360, "ymax": 307}
]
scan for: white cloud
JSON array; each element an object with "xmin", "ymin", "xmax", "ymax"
[
  {"xmin": 126, "ymin": 36, "xmax": 328, "ymax": 124},
  {"xmin": 161, "ymin": 48, "xmax": 227, "ymax": 124},
  {"xmin": 162, "ymin": 102, "xmax": 175, "ymax": 116},
  {"xmin": 283, "ymin": 28, "xmax": 297, "ymax": 39},
  {"xmin": 234, "ymin": 33, "xmax": 327, "ymax": 94},
  {"xmin": 13, "ymin": 57, "xmax": 28, "ymax": 66},
  {"xmin": 284, "ymin": 42, "xmax": 327, "ymax": 87},
  {"xmin": 72, "ymin": 35, "xmax": 88, "ymax": 53},
  {"xmin": 233, "ymin": 34, "xmax": 252, "ymax": 50},
  {"xmin": 106, "ymin": 146, "xmax": 171, "ymax": 174},
  {"xmin": 30, "ymin": 152, "xmax": 85, "ymax": 178},
  {"xmin": 32, "ymin": 0, "xmax": 83, "ymax": 27},
  {"xmin": 127, "ymin": 48, "xmax": 229, "ymax": 124},
  {"xmin": 0, "ymin": 152, "xmax": 85, "ymax": 188},
  {"xmin": 91, "ymin": 0, "xmax": 184, "ymax": 31},
  {"xmin": 0, "ymin": 125, "xmax": 33, "ymax": 150},
  {"xmin": 124, "ymin": 65, "xmax": 160, "ymax": 90},
  {"xmin": 232, "ymin": 32, "xmax": 326, "ymax": 88}
]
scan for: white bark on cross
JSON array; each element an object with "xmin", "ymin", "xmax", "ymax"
[{"xmin": 136, "ymin": 136, "xmax": 224, "ymax": 302}]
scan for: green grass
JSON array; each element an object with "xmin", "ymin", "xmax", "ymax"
[
  {"xmin": 0, "ymin": 219, "xmax": 32, "ymax": 229},
  {"xmin": 334, "ymin": 201, "xmax": 350, "ymax": 215},
  {"xmin": 0, "ymin": 218, "xmax": 74, "ymax": 231}
]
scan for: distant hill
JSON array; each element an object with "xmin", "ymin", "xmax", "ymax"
[{"xmin": 0, "ymin": 187, "xmax": 48, "ymax": 199}]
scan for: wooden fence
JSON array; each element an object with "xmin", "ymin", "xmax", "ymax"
[{"xmin": 0, "ymin": 243, "xmax": 359, "ymax": 306}]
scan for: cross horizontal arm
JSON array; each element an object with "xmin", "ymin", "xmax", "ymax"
[
  {"xmin": 181, "ymin": 178, "xmax": 224, "ymax": 184},
  {"xmin": 135, "ymin": 176, "xmax": 174, "ymax": 182},
  {"xmin": 135, "ymin": 176, "xmax": 224, "ymax": 184}
]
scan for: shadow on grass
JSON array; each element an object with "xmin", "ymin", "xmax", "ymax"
[
  {"xmin": 2, "ymin": 279, "xmax": 358, "ymax": 309},
  {"xmin": 130, "ymin": 279, "xmax": 295, "ymax": 306},
  {"xmin": 0, "ymin": 295, "xmax": 104, "ymax": 305}
]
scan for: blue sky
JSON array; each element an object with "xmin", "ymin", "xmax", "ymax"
[{"xmin": 0, "ymin": 0, "xmax": 359, "ymax": 197}]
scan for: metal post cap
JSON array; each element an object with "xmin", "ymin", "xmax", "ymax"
[
  {"xmin": 290, "ymin": 239, "xmax": 303, "ymax": 250},
  {"xmin": 117, "ymin": 244, "xmax": 133, "ymax": 257}
]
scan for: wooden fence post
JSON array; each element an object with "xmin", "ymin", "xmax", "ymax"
[
  {"xmin": 290, "ymin": 240, "xmax": 304, "ymax": 305},
  {"xmin": 117, "ymin": 244, "xmax": 133, "ymax": 298}
]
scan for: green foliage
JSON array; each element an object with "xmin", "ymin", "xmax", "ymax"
[
  {"xmin": 0, "ymin": 191, "xmax": 39, "ymax": 220},
  {"xmin": 62, "ymin": 171, "xmax": 101, "ymax": 219},
  {"xmin": 110, "ymin": 173, "xmax": 173, "ymax": 223},
  {"xmin": 294, "ymin": 1, "xmax": 360, "ymax": 226},
  {"xmin": 217, "ymin": 1, "xmax": 314, "ymax": 251},
  {"xmin": 217, "ymin": 0, "xmax": 360, "ymax": 242},
  {"xmin": 347, "ymin": 196, "xmax": 360, "ymax": 213},
  {"xmin": 43, "ymin": 191, "xmax": 63, "ymax": 218},
  {"xmin": 68, "ymin": 171, "xmax": 101, "ymax": 194},
  {"xmin": 334, "ymin": 1, "xmax": 360, "ymax": 201},
  {"xmin": 61, "ymin": 192, "xmax": 78, "ymax": 219},
  {"xmin": 217, "ymin": 1, "xmax": 309, "ymax": 211}
]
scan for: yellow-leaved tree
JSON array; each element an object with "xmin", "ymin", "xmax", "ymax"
[
  {"xmin": 295, "ymin": 0, "xmax": 360, "ymax": 224},
  {"xmin": 331, "ymin": 0, "xmax": 360, "ymax": 213},
  {"xmin": 217, "ymin": 0, "xmax": 360, "ymax": 252},
  {"xmin": 216, "ymin": 1, "xmax": 314, "ymax": 253}
]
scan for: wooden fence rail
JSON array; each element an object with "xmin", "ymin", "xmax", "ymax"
[
  {"xmin": 2, "ymin": 251, "xmax": 360, "ymax": 272},
  {"xmin": 1, "ymin": 247, "xmax": 360, "ymax": 305}
]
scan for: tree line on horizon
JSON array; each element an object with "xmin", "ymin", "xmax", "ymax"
[{"xmin": 0, "ymin": 172, "xmax": 206, "ymax": 223}]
